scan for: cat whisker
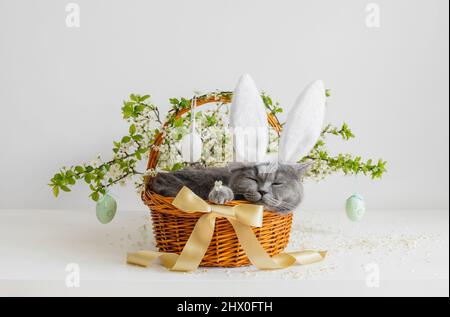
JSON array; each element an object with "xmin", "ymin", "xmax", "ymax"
[{"xmin": 263, "ymin": 196, "xmax": 296, "ymax": 212}]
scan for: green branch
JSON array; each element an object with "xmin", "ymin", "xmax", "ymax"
[{"xmin": 49, "ymin": 91, "xmax": 387, "ymax": 202}]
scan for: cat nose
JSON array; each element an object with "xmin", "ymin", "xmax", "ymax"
[{"xmin": 258, "ymin": 189, "xmax": 269, "ymax": 196}]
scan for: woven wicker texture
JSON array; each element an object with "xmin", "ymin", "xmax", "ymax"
[{"xmin": 143, "ymin": 95, "xmax": 294, "ymax": 267}]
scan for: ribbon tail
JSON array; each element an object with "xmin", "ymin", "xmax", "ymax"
[
  {"xmin": 286, "ymin": 250, "xmax": 327, "ymax": 265},
  {"xmin": 229, "ymin": 218, "xmax": 327, "ymax": 269},
  {"xmin": 170, "ymin": 213, "xmax": 216, "ymax": 272},
  {"xmin": 126, "ymin": 213, "xmax": 217, "ymax": 272},
  {"xmin": 228, "ymin": 219, "xmax": 294, "ymax": 269},
  {"xmin": 127, "ymin": 250, "xmax": 182, "ymax": 268},
  {"xmin": 127, "ymin": 250, "xmax": 162, "ymax": 267}
]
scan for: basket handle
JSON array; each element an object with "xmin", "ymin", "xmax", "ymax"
[{"xmin": 146, "ymin": 94, "xmax": 282, "ymax": 170}]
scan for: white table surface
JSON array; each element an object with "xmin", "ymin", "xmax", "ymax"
[{"xmin": 0, "ymin": 208, "xmax": 448, "ymax": 297}]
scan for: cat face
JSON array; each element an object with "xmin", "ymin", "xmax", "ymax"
[{"xmin": 229, "ymin": 162, "xmax": 309, "ymax": 214}]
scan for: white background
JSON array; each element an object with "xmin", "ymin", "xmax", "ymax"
[{"xmin": 0, "ymin": 0, "xmax": 448, "ymax": 212}]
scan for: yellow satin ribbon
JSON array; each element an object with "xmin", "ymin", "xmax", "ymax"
[{"xmin": 127, "ymin": 187, "xmax": 327, "ymax": 272}]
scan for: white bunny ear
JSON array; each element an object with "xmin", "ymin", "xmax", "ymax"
[
  {"xmin": 230, "ymin": 74, "xmax": 269, "ymax": 163},
  {"xmin": 279, "ymin": 80, "xmax": 327, "ymax": 163}
]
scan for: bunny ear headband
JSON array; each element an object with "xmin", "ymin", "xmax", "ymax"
[{"xmin": 230, "ymin": 74, "xmax": 327, "ymax": 165}]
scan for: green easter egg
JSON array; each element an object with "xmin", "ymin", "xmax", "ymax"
[
  {"xmin": 346, "ymin": 194, "xmax": 366, "ymax": 222},
  {"xmin": 96, "ymin": 194, "xmax": 117, "ymax": 224}
]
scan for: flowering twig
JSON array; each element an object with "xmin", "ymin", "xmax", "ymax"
[{"xmin": 49, "ymin": 91, "xmax": 387, "ymax": 202}]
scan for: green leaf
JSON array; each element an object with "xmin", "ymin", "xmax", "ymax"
[
  {"xmin": 66, "ymin": 170, "xmax": 75, "ymax": 177},
  {"xmin": 122, "ymin": 104, "xmax": 134, "ymax": 119},
  {"xmin": 91, "ymin": 192, "xmax": 100, "ymax": 202},
  {"xmin": 140, "ymin": 95, "xmax": 150, "ymax": 102},
  {"xmin": 135, "ymin": 104, "xmax": 145, "ymax": 113},
  {"xmin": 206, "ymin": 115, "xmax": 217, "ymax": 126},
  {"xmin": 129, "ymin": 124, "xmax": 136, "ymax": 135},
  {"xmin": 75, "ymin": 166, "xmax": 84, "ymax": 173},
  {"xmin": 60, "ymin": 185, "xmax": 71, "ymax": 192},
  {"xmin": 169, "ymin": 98, "xmax": 179, "ymax": 105},
  {"xmin": 174, "ymin": 117, "xmax": 184, "ymax": 127},
  {"xmin": 174, "ymin": 133, "xmax": 184, "ymax": 141},
  {"xmin": 52, "ymin": 186, "xmax": 60, "ymax": 198},
  {"xmin": 133, "ymin": 134, "xmax": 143, "ymax": 141},
  {"xmin": 84, "ymin": 174, "xmax": 93, "ymax": 184},
  {"xmin": 262, "ymin": 95, "xmax": 273, "ymax": 107},
  {"xmin": 179, "ymin": 98, "xmax": 190, "ymax": 109},
  {"xmin": 171, "ymin": 163, "xmax": 184, "ymax": 171}
]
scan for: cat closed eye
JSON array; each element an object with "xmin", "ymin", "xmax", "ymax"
[{"xmin": 272, "ymin": 182, "xmax": 283, "ymax": 186}]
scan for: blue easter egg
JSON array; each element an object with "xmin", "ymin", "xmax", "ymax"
[
  {"xmin": 346, "ymin": 194, "xmax": 366, "ymax": 222},
  {"xmin": 96, "ymin": 194, "xmax": 117, "ymax": 224}
]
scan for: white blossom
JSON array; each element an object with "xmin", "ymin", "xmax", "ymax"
[
  {"xmin": 144, "ymin": 169, "xmax": 157, "ymax": 177},
  {"xmin": 90, "ymin": 155, "xmax": 102, "ymax": 169},
  {"xmin": 107, "ymin": 164, "xmax": 123, "ymax": 179},
  {"xmin": 134, "ymin": 178, "xmax": 145, "ymax": 194},
  {"xmin": 114, "ymin": 150, "xmax": 127, "ymax": 160},
  {"xmin": 120, "ymin": 140, "xmax": 134, "ymax": 152}
]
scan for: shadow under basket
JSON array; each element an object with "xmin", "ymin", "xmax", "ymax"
[
  {"xmin": 141, "ymin": 94, "xmax": 292, "ymax": 268},
  {"xmin": 142, "ymin": 190, "xmax": 293, "ymax": 268}
]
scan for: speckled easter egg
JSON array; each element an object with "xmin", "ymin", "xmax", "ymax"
[
  {"xmin": 96, "ymin": 194, "xmax": 117, "ymax": 224},
  {"xmin": 346, "ymin": 194, "xmax": 366, "ymax": 222}
]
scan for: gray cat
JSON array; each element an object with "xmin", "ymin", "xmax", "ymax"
[{"xmin": 150, "ymin": 162, "xmax": 311, "ymax": 214}]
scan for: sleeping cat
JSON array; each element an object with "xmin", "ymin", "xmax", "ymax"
[{"xmin": 150, "ymin": 162, "xmax": 311, "ymax": 214}]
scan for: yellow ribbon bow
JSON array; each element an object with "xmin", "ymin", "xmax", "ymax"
[{"xmin": 127, "ymin": 187, "xmax": 327, "ymax": 272}]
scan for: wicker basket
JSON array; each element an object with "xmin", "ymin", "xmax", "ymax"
[{"xmin": 142, "ymin": 95, "xmax": 293, "ymax": 268}]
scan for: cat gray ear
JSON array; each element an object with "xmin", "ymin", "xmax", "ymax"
[
  {"xmin": 292, "ymin": 161, "xmax": 314, "ymax": 178},
  {"xmin": 228, "ymin": 162, "xmax": 251, "ymax": 173}
]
